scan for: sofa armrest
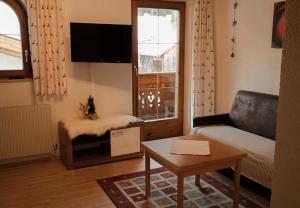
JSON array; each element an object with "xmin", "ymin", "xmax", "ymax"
[{"xmin": 193, "ymin": 114, "xmax": 231, "ymax": 127}]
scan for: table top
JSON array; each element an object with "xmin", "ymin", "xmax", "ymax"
[{"xmin": 141, "ymin": 134, "xmax": 247, "ymax": 172}]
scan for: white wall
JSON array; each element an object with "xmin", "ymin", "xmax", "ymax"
[
  {"xmin": 214, "ymin": 0, "xmax": 282, "ymax": 113},
  {"xmin": 0, "ymin": 0, "xmax": 133, "ymax": 146},
  {"xmin": 65, "ymin": 0, "xmax": 133, "ymax": 116},
  {"xmin": 271, "ymin": 0, "xmax": 300, "ymax": 207},
  {"xmin": 0, "ymin": 0, "xmax": 194, "ymax": 146},
  {"xmin": 0, "ymin": 0, "xmax": 283, "ymax": 140}
]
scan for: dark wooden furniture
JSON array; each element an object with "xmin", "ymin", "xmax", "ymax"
[
  {"xmin": 59, "ymin": 121, "xmax": 144, "ymax": 169},
  {"xmin": 141, "ymin": 134, "xmax": 247, "ymax": 208}
]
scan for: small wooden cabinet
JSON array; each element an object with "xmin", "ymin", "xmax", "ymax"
[
  {"xmin": 59, "ymin": 121, "xmax": 143, "ymax": 169},
  {"xmin": 111, "ymin": 127, "xmax": 140, "ymax": 157}
]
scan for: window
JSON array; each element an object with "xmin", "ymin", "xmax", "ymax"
[
  {"xmin": 132, "ymin": 0, "xmax": 185, "ymax": 140},
  {"xmin": 0, "ymin": 0, "xmax": 31, "ymax": 78},
  {"xmin": 137, "ymin": 8, "xmax": 180, "ymax": 120}
]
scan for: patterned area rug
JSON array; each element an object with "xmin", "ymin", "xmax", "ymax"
[{"xmin": 98, "ymin": 167, "xmax": 263, "ymax": 208}]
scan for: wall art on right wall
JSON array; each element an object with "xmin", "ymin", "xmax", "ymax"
[{"xmin": 272, "ymin": 1, "xmax": 286, "ymax": 48}]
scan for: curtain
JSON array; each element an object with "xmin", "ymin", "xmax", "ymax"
[
  {"xmin": 26, "ymin": 0, "xmax": 67, "ymax": 96},
  {"xmin": 192, "ymin": 0, "xmax": 215, "ymax": 117}
]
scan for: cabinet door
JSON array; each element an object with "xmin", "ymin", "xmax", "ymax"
[{"xmin": 110, "ymin": 127, "xmax": 140, "ymax": 157}]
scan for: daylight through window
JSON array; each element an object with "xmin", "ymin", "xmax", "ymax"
[{"xmin": 0, "ymin": 0, "xmax": 31, "ymax": 77}]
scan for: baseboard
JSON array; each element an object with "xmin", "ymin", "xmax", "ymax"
[{"xmin": 0, "ymin": 153, "xmax": 52, "ymax": 167}]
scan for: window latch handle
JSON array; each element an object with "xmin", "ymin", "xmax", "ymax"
[
  {"xmin": 134, "ymin": 65, "xmax": 138, "ymax": 77},
  {"xmin": 24, "ymin": 49, "xmax": 29, "ymax": 63}
]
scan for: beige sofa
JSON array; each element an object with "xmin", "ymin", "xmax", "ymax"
[{"xmin": 191, "ymin": 90, "xmax": 278, "ymax": 189}]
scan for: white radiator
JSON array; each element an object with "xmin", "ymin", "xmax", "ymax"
[{"xmin": 0, "ymin": 105, "xmax": 53, "ymax": 163}]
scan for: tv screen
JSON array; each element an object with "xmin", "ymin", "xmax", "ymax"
[{"xmin": 70, "ymin": 23, "xmax": 132, "ymax": 63}]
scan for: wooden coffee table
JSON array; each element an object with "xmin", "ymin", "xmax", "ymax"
[{"xmin": 141, "ymin": 135, "xmax": 247, "ymax": 208}]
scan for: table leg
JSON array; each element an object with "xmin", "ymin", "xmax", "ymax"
[
  {"xmin": 145, "ymin": 151, "xmax": 151, "ymax": 198},
  {"xmin": 195, "ymin": 174, "xmax": 201, "ymax": 187},
  {"xmin": 233, "ymin": 160, "xmax": 241, "ymax": 208},
  {"xmin": 177, "ymin": 173, "xmax": 184, "ymax": 208}
]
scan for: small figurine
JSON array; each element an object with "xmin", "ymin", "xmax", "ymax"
[
  {"xmin": 87, "ymin": 96, "xmax": 96, "ymax": 115},
  {"xmin": 80, "ymin": 95, "xmax": 99, "ymax": 120}
]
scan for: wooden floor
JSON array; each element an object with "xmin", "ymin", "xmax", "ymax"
[
  {"xmin": 0, "ymin": 157, "xmax": 269, "ymax": 208},
  {"xmin": 0, "ymin": 157, "xmax": 154, "ymax": 208}
]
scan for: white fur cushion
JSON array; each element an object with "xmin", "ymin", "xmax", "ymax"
[{"xmin": 62, "ymin": 114, "xmax": 139, "ymax": 140}]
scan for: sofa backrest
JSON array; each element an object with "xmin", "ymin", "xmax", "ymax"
[{"xmin": 230, "ymin": 90, "xmax": 278, "ymax": 140}]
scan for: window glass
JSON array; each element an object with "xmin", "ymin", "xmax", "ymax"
[
  {"xmin": 0, "ymin": 2, "xmax": 23, "ymax": 71},
  {"xmin": 137, "ymin": 8, "xmax": 180, "ymax": 121}
]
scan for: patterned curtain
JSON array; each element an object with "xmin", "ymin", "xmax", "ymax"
[
  {"xmin": 25, "ymin": 0, "xmax": 67, "ymax": 96},
  {"xmin": 192, "ymin": 0, "xmax": 215, "ymax": 117}
]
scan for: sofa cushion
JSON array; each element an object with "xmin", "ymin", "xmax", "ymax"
[
  {"xmin": 191, "ymin": 125, "xmax": 275, "ymax": 188},
  {"xmin": 230, "ymin": 90, "xmax": 278, "ymax": 140}
]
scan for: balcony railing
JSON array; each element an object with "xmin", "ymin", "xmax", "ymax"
[{"xmin": 138, "ymin": 72, "xmax": 177, "ymax": 120}]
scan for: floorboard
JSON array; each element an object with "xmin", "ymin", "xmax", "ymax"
[{"xmin": 0, "ymin": 157, "xmax": 269, "ymax": 208}]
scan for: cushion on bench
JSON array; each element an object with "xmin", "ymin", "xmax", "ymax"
[
  {"xmin": 62, "ymin": 114, "xmax": 139, "ymax": 140},
  {"xmin": 191, "ymin": 125, "xmax": 275, "ymax": 188}
]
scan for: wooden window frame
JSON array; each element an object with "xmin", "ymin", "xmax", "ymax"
[
  {"xmin": 131, "ymin": 0, "xmax": 185, "ymax": 140},
  {"xmin": 0, "ymin": 0, "xmax": 32, "ymax": 78}
]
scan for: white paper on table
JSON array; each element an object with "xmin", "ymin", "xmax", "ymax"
[{"xmin": 170, "ymin": 140, "xmax": 210, "ymax": 155}]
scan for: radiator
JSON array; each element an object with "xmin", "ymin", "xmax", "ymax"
[{"xmin": 0, "ymin": 104, "xmax": 53, "ymax": 163}]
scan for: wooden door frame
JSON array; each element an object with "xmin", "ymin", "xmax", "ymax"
[{"xmin": 131, "ymin": 0, "xmax": 185, "ymax": 140}]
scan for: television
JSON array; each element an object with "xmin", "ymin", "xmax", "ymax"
[{"xmin": 70, "ymin": 22, "xmax": 132, "ymax": 63}]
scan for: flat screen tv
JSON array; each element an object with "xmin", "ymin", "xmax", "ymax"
[{"xmin": 70, "ymin": 22, "xmax": 132, "ymax": 63}]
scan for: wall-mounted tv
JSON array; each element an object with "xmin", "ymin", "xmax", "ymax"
[{"xmin": 70, "ymin": 22, "xmax": 132, "ymax": 63}]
